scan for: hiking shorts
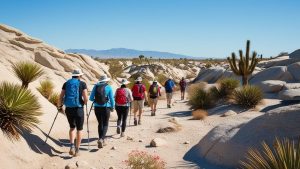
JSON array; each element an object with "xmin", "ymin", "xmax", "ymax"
[
  {"xmin": 65, "ymin": 107, "xmax": 84, "ymax": 130},
  {"xmin": 133, "ymin": 100, "xmax": 144, "ymax": 112},
  {"xmin": 149, "ymin": 98, "xmax": 158, "ymax": 105},
  {"xmin": 166, "ymin": 92, "xmax": 173, "ymax": 100}
]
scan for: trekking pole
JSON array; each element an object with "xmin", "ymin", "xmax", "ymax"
[
  {"xmin": 129, "ymin": 102, "xmax": 132, "ymax": 126},
  {"xmin": 45, "ymin": 111, "xmax": 59, "ymax": 143},
  {"xmin": 87, "ymin": 102, "xmax": 94, "ymax": 150}
]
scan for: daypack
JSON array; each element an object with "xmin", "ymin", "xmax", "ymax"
[
  {"xmin": 132, "ymin": 84, "xmax": 144, "ymax": 100},
  {"xmin": 64, "ymin": 79, "xmax": 81, "ymax": 107},
  {"xmin": 95, "ymin": 83, "xmax": 108, "ymax": 105},
  {"xmin": 165, "ymin": 80, "xmax": 173, "ymax": 93},
  {"xmin": 149, "ymin": 84, "xmax": 159, "ymax": 98},
  {"xmin": 115, "ymin": 88, "xmax": 127, "ymax": 105},
  {"xmin": 180, "ymin": 80, "xmax": 187, "ymax": 88}
]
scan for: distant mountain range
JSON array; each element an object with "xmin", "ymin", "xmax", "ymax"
[{"xmin": 65, "ymin": 48, "xmax": 200, "ymax": 59}]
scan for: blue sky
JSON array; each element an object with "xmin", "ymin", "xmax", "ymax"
[{"xmin": 1, "ymin": 0, "xmax": 299, "ymax": 58}]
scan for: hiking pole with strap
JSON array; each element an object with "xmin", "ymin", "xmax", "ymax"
[
  {"xmin": 128, "ymin": 102, "xmax": 132, "ymax": 126},
  {"xmin": 87, "ymin": 102, "xmax": 94, "ymax": 150},
  {"xmin": 45, "ymin": 111, "xmax": 59, "ymax": 143}
]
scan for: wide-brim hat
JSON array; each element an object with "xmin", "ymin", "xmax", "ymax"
[
  {"xmin": 135, "ymin": 77, "xmax": 142, "ymax": 82},
  {"xmin": 72, "ymin": 69, "xmax": 84, "ymax": 76},
  {"xmin": 121, "ymin": 79, "xmax": 130, "ymax": 85},
  {"xmin": 153, "ymin": 79, "xmax": 157, "ymax": 83},
  {"xmin": 99, "ymin": 74, "xmax": 111, "ymax": 82}
]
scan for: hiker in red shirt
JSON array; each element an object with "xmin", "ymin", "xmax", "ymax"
[
  {"xmin": 131, "ymin": 77, "xmax": 147, "ymax": 126},
  {"xmin": 148, "ymin": 79, "xmax": 161, "ymax": 116}
]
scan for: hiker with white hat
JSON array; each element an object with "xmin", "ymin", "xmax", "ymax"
[
  {"xmin": 114, "ymin": 79, "xmax": 133, "ymax": 137},
  {"xmin": 131, "ymin": 76, "xmax": 148, "ymax": 125},
  {"xmin": 164, "ymin": 76, "xmax": 176, "ymax": 108},
  {"xmin": 89, "ymin": 74, "xmax": 115, "ymax": 149},
  {"xmin": 57, "ymin": 69, "xmax": 88, "ymax": 157},
  {"xmin": 148, "ymin": 79, "xmax": 161, "ymax": 116}
]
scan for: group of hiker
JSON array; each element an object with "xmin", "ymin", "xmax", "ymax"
[{"xmin": 56, "ymin": 69, "xmax": 187, "ymax": 157}]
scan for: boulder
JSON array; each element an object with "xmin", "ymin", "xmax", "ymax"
[
  {"xmin": 34, "ymin": 51, "xmax": 64, "ymax": 71},
  {"xmin": 255, "ymin": 80, "xmax": 286, "ymax": 93},
  {"xmin": 249, "ymin": 66, "xmax": 293, "ymax": 84},
  {"xmin": 196, "ymin": 105, "xmax": 300, "ymax": 167},
  {"xmin": 193, "ymin": 67, "xmax": 225, "ymax": 83},
  {"xmin": 289, "ymin": 49, "xmax": 300, "ymax": 59},
  {"xmin": 221, "ymin": 110, "xmax": 237, "ymax": 117},
  {"xmin": 283, "ymin": 83, "xmax": 300, "ymax": 90},
  {"xmin": 278, "ymin": 89, "xmax": 300, "ymax": 101},
  {"xmin": 57, "ymin": 58, "xmax": 77, "ymax": 72},
  {"xmin": 287, "ymin": 62, "xmax": 300, "ymax": 81},
  {"xmin": 150, "ymin": 138, "xmax": 167, "ymax": 147}
]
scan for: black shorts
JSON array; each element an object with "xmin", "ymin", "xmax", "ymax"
[{"xmin": 65, "ymin": 107, "xmax": 84, "ymax": 130}]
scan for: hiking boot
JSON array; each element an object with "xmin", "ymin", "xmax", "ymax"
[
  {"xmin": 69, "ymin": 146, "xmax": 75, "ymax": 156},
  {"xmin": 74, "ymin": 148, "xmax": 80, "ymax": 157},
  {"xmin": 97, "ymin": 140, "xmax": 103, "ymax": 149},
  {"xmin": 151, "ymin": 111, "xmax": 154, "ymax": 116},
  {"xmin": 134, "ymin": 118, "xmax": 138, "ymax": 126},
  {"xmin": 121, "ymin": 132, "xmax": 125, "ymax": 137},
  {"xmin": 103, "ymin": 139, "xmax": 107, "ymax": 146},
  {"xmin": 138, "ymin": 119, "xmax": 142, "ymax": 125},
  {"xmin": 116, "ymin": 126, "xmax": 121, "ymax": 134}
]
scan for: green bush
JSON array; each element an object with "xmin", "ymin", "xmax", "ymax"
[
  {"xmin": 37, "ymin": 79, "xmax": 54, "ymax": 99},
  {"xmin": 125, "ymin": 150, "xmax": 166, "ymax": 169},
  {"xmin": 189, "ymin": 88, "xmax": 215, "ymax": 109},
  {"xmin": 212, "ymin": 78, "xmax": 240, "ymax": 100},
  {"xmin": 233, "ymin": 85, "xmax": 263, "ymax": 108},
  {"xmin": 0, "ymin": 82, "xmax": 42, "ymax": 140},
  {"xmin": 240, "ymin": 137, "xmax": 300, "ymax": 169}
]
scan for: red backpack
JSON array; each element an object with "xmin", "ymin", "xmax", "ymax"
[
  {"xmin": 132, "ymin": 84, "xmax": 144, "ymax": 100},
  {"xmin": 115, "ymin": 88, "xmax": 127, "ymax": 105}
]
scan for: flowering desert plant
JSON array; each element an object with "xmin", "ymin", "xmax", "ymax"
[{"xmin": 125, "ymin": 150, "xmax": 166, "ymax": 169}]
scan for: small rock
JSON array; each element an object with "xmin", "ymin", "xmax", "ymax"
[
  {"xmin": 127, "ymin": 136, "xmax": 133, "ymax": 141},
  {"xmin": 138, "ymin": 139, "xmax": 143, "ymax": 142},
  {"xmin": 109, "ymin": 167, "xmax": 115, "ymax": 169},
  {"xmin": 150, "ymin": 138, "xmax": 167, "ymax": 147},
  {"xmin": 65, "ymin": 163, "xmax": 77, "ymax": 169},
  {"xmin": 184, "ymin": 141, "xmax": 190, "ymax": 144},
  {"xmin": 111, "ymin": 146, "xmax": 116, "ymax": 150},
  {"xmin": 221, "ymin": 110, "xmax": 237, "ymax": 117},
  {"xmin": 76, "ymin": 160, "xmax": 89, "ymax": 167},
  {"xmin": 168, "ymin": 117, "xmax": 179, "ymax": 123}
]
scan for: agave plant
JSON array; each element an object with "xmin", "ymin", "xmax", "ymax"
[
  {"xmin": 0, "ymin": 82, "xmax": 42, "ymax": 140},
  {"xmin": 37, "ymin": 79, "xmax": 54, "ymax": 99},
  {"xmin": 240, "ymin": 137, "xmax": 300, "ymax": 169},
  {"xmin": 12, "ymin": 61, "xmax": 44, "ymax": 88}
]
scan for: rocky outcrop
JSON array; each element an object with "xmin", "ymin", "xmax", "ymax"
[
  {"xmin": 289, "ymin": 49, "xmax": 300, "ymax": 59},
  {"xmin": 278, "ymin": 89, "xmax": 300, "ymax": 101},
  {"xmin": 255, "ymin": 80, "xmax": 286, "ymax": 93},
  {"xmin": 287, "ymin": 62, "xmax": 300, "ymax": 81},
  {"xmin": 197, "ymin": 105, "xmax": 300, "ymax": 167},
  {"xmin": 249, "ymin": 66, "xmax": 293, "ymax": 84},
  {"xmin": 193, "ymin": 67, "xmax": 226, "ymax": 83}
]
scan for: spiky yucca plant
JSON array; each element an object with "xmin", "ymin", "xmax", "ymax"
[
  {"xmin": 227, "ymin": 40, "xmax": 259, "ymax": 85},
  {"xmin": 37, "ymin": 79, "xmax": 54, "ymax": 99},
  {"xmin": 240, "ymin": 137, "xmax": 300, "ymax": 169},
  {"xmin": 233, "ymin": 85, "xmax": 263, "ymax": 108},
  {"xmin": 0, "ymin": 82, "xmax": 42, "ymax": 140},
  {"xmin": 211, "ymin": 78, "xmax": 240, "ymax": 101},
  {"xmin": 49, "ymin": 92, "xmax": 60, "ymax": 106},
  {"xmin": 12, "ymin": 61, "xmax": 44, "ymax": 88}
]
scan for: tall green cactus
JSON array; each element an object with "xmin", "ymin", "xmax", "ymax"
[{"xmin": 227, "ymin": 40, "xmax": 258, "ymax": 86}]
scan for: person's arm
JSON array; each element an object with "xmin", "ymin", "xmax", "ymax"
[
  {"xmin": 108, "ymin": 86, "xmax": 115, "ymax": 108},
  {"xmin": 82, "ymin": 89, "xmax": 88, "ymax": 105},
  {"xmin": 143, "ymin": 85, "xmax": 148, "ymax": 101},
  {"xmin": 89, "ymin": 85, "xmax": 96, "ymax": 102},
  {"xmin": 58, "ymin": 90, "xmax": 65, "ymax": 107},
  {"xmin": 127, "ymin": 89, "xmax": 133, "ymax": 102},
  {"xmin": 158, "ymin": 87, "xmax": 162, "ymax": 96}
]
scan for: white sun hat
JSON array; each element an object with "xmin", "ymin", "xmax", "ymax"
[
  {"xmin": 121, "ymin": 79, "xmax": 130, "ymax": 85},
  {"xmin": 135, "ymin": 77, "xmax": 142, "ymax": 82},
  {"xmin": 72, "ymin": 69, "xmax": 84, "ymax": 76},
  {"xmin": 99, "ymin": 74, "xmax": 111, "ymax": 82}
]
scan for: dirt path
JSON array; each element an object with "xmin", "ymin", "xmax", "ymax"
[{"xmin": 41, "ymin": 92, "xmax": 216, "ymax": 169}]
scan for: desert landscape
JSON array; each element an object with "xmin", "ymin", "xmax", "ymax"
[{"xmin": 1, "ymin": 22, "xmax": 300, "ymax": 169}]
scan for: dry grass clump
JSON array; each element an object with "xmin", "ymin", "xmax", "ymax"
[
  {"xmin": 191, "ymin": 109, "xmax": 208, "ymax": 120},
  {"xmin": 211, "ymin": 78, "xmax": 240, "ymax": 101},
  {"xmin": 37, "ymin": 79, "xmax": 54, "ymax": 99},
  {"xmin": 240, "ymin": 137, "xmax": 300, "ymax": 169},
  {"xmin": 188, "ymin": 82, "xmax": 215, "ymax": 109},
  {"xmin": 49, "ymin": 92, "xmax": 60, "ymax": 106}
]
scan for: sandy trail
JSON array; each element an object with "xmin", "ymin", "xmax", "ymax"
[{"xmin": 40, "ymin": 92, "xmax": 218, "ymax": 169}]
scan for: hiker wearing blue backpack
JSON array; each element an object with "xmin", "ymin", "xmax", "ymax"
[
  {"xmin": 115, "ymin": 79, "xmax": 133, "ymax": 137},
  {"xmin": 89, "ymin": 75, "xmax": 115, "ymax": 149},
  {"xmin": 164, "ymin": 76, "xmax": 175, "ymax": 108},
  {"xmin": 57, "ymin": 69, "xmax": 88, "ymax": 157}
]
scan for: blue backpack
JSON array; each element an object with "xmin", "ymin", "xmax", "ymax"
[
  {"xmin": 64, "ymin": 79, "xmax": 82, "ymax": 107},
  {"xmin": 165, "ymin": 80, "xmax": 173, "ymax": 93}
]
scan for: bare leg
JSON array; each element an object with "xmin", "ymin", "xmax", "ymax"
[
  {"xmin": 76, "ymin": 130, "xmax": 82, "ymax": 149},
  {"xmin": 69, "ymin": 128, "xmax": 76, "ymax": 145}
]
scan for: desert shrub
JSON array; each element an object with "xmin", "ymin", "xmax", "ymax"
[
  {"xmin": 49, "ymin": 92, "xmax": 60, "ymax": 106},
  {"xmin": 188, "ymin": 85, "xmax": 215, "ymax": 110},
  {"xmin": 233, "ymin": 85, "xmax": 263, "ymax": 108},
  {"xmin": 191, "ymin": 109, "xmax": 208, "ymax": 120},
  {"xmin": 157, "ymin": 126, "xmax": 176, "ymax": 133},
  {"xmin": 205, "ymin": 62, "xmax": 212, "ymax": 68},
  {"xmin": 0, "ymin": 82, "xmax": 42, "ymax": 140},
  {"xmin": 240, "ymin": 137, "xmax": 300, "ymax": 169},
  {"xmin": 37, "ymin": 79, "xmax": 54, "ymax": 99},
  {"xmin": 211, "ymin": 78, "xmax": 240, "ymax": 101},
  {"xmin": 187, "ymin": 82, "xmax": 207, "ymax": 98},
  {"xmin": 125, "ymin": 150, "xmax": 166, "ymax": 169},
  {"xmin": 12, "ymin": 61, "xmax": 44, "ymax": 88},
  {"xmin": 156, "ymin": 74, "xmax": 168, "ymax": 85},
  {"xmin": 107, "ymin": 60, "xmax": 123, "ymax": 78}
]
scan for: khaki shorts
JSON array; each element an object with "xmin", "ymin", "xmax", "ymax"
[
  {"xmin": 149, "ymin": 98, "xmax": 158, "ymax": 105},
  {"xmin": 133, "ymin": 100, "xmax": 144, "ymax": 112},
  {"xmin": 166, "ymin": 93, "xmax": 173, "ymax": 100}
]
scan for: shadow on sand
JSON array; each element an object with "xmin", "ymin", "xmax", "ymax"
[
  {"xmin": 167, "ymin": 111, "xmax": 192, "ymax": 117},
  {"xmin": 260, "ymin": 100, "xmax": 300, "ymax": 112}
]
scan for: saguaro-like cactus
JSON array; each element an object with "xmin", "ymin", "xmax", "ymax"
[{"xmin": 227, "ymin": 40, "xmax": 258, "ymax": 85}]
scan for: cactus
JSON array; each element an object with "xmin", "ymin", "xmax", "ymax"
[{"xmin": 227, "ymin": 40, "xmax": 258, "ymax": 85}]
